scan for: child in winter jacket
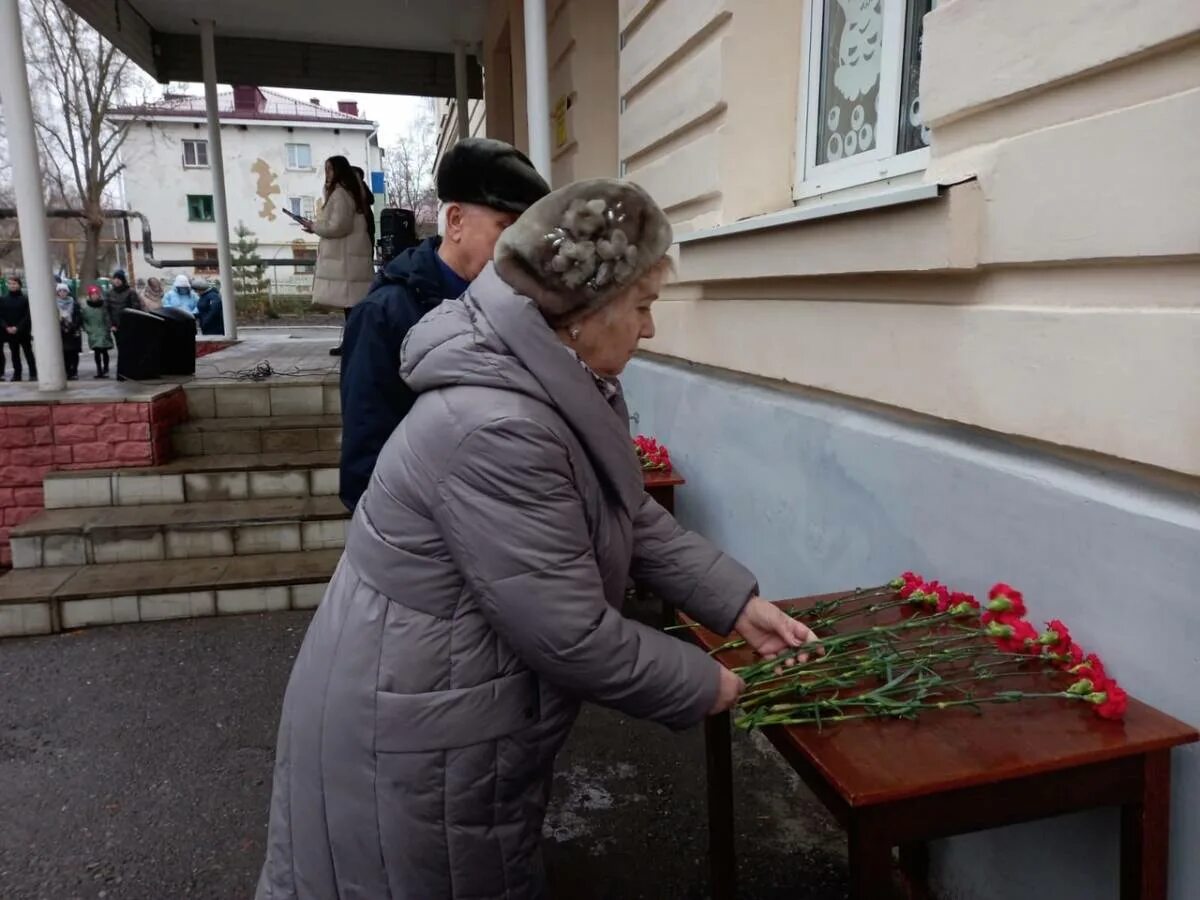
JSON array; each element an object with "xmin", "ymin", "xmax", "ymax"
[{"xmin": 80, "ymin": 284, "xmax": 114, "ymax": 378}]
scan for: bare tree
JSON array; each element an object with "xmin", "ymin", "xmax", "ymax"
[
  {"xmin": 383, "ymin": 100, "xmax": 439, "ymax": 234},
  {"xmin": 21, "ymin": 0, "xmax": 145, "ymax": 279}
]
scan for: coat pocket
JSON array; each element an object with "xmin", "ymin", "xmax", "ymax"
[{"xmin": 375, "ymin": 671, "xmax": 539, "ymax": 753}]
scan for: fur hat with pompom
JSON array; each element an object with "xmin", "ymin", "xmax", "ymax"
[{"xmin": 493, "ymin": 179, "xmax": 672, "ymax": 325}]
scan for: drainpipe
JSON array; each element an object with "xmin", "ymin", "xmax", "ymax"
[
  {"xmin": 454, "ymin": 42, "xmax": 470, "ymax": 141},
  {"xmin": 0, "ymin": 0, "xmax": 66, "ymax": 390},
  {"xmin": 198, "ymin": 19, "xmax": 238, "ymax": 339},
  {"xmin": 522, "ymin": 0, "xmax": 552, "ymax": 181}
]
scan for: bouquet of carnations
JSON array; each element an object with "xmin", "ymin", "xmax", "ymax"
[
  {"xmin": 633, "ymin": 435, "xmax": 671, "ymax": 472},
  {"xmin": 706, "ymin": 572, "xmax": 1128, "ymax": 730}
]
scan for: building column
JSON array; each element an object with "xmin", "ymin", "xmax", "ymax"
[
  {"xmin": 522, "ymin": 0, "xmax": 552, "ymax": 181},
  {"xmin": 0, "ymin": 0, "xmax": 66, "ymax": 390},
  {"xmin": 199, "ymin": 19, "xmax": 238, "ymax": 339},
  {"xmin": 454, "ymin": 42, "xmax": 470, "ymax": 141}
]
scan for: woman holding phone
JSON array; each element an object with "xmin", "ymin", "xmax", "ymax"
[{"xmin": 301, "ymin": 155, "xmax": 374, "ymax": 355}]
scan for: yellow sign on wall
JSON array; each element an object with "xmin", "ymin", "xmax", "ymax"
[{"xmin": 552, "ymin": 95, "xmax": 571, "ymax": 150}]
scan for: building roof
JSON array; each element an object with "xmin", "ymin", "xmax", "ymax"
[{"xmin": 111, "ymin": 87, "xmax": 377, "ymax": 127}]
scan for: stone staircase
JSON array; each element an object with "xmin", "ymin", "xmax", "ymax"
[{"xmin": 0, "ymin": 379, "xmax": 347, "ymax": 637}]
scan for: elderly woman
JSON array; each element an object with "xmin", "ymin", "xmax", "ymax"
[{"xmin": 256, "ymin": 179, "xmax": 814, "ymax": 900}]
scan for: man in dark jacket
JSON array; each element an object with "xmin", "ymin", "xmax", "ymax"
[
  {"xmin": 1, "ymin": 275, "xmax": 37, "ymax": 382},
  {"xmin": 338, "ymin": 139, "xmax": 550, "ymax": 510}
]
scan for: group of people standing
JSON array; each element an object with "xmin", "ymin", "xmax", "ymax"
[{"xmin": 0, "ymin": 267, "xmax": 225, "ymax": 384}]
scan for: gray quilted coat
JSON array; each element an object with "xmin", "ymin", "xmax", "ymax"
[{"xmin": 255, "ymin": 263, "xmax": 757, "ymax": 900}]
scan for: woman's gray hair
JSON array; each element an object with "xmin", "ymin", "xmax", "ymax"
[{"xmin": 494, "ymin": 178, "xmax": 672, "ymax": 325}]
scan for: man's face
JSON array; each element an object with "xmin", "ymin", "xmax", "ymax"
[
  {"xmin": 6, "ymin": 279, "xmax": 20, "ymax": 293},
  {"xmin": 447, "ymin": 203, "xmax": 518, "ymax": 280}
]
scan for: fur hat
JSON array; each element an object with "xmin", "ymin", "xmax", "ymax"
[
  {"xmin": 190, "ymin": 276, "xmax": 210, "ymax": 292},
  {"xmin": 493, "ymin": 179, "xmax": 672, "ymax": 324},
  {"xmin": 436, "ymin": 138, "xmax": 550, "ymax": 214}
]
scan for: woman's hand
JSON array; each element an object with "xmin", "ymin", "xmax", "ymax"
[
  {"xmin": 708, "ymin": 665, "xmax": 745, "ymax": 715},
  {"xmin": 734, "ymin": 596, "xmax": 820, "ymax": 665}
]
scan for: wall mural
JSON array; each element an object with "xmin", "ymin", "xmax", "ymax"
[{"xmin": 817, "ymin": 0, "xmax": 883, "ymax": 165}]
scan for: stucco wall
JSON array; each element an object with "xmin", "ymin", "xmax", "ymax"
[
  {"xmin": 623, "ymin": 354, "xmax": 1200, "ymax": 900},
  {"xmin": 120, "ymin": 120, "xmax": 379, "ymax": 278},
  {"xmin": 482, "ymin": 0, "xmax": 619, "ymax": 187},
  {"xmin": 614, "ymin": 0, "xmax": 1199, "ymax": 479}
]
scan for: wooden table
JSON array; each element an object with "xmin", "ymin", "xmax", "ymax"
[
  {"xmin": 643, "ymin": 467, "xmax": 685, "ymax": 514},
  {"xmin": 685, "ymin": 593, "xmax": 1199, "ymax": 900}
]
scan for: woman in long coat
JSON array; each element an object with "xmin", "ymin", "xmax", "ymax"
[
  {"xmin": 257, "ymin": 180, "xmax": 814, "ymax": 900},
  {"xmin": 304, "ymin": 155, "xmax": 374, "ymax": 325}
]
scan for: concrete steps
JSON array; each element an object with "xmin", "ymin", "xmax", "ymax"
[
  {"xmin": 9, "ymin": 495, "xmax": 349, "ymax": 568},
  {"xmin": 0, "ymin": 548, "xmax": 341, "ymax": 637},
  {"xmin": 172, "ymin": 414, "xmax": 342, "ymax": 456},
  {"xmin": 42, "ymin": 450, "xmax": 340, "ymax": 509}
]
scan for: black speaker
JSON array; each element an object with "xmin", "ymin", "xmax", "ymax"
[
  {"xmin": 115, "ymin": 310, "xmax": 164, "ymax": 381},
  {"xmin": 378, "ymin": 208, "xmax": 417, "ymax": 263},
  {"xmin": 154, "ymin": 307, "xmax": 197, "ymax": 376}
]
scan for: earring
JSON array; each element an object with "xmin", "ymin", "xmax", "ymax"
[{"xmin": 569, "ymin": 326, "xmax": 581, "ymax": 341}]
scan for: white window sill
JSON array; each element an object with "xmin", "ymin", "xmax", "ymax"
[{"xmin": 676, "ymin": 181, "xmax": 941, "ymax": 245}]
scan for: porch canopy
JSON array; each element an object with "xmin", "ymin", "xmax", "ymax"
[{"xmin": 62, "ymin": 0, "xmax": 487, "ymax": 98}]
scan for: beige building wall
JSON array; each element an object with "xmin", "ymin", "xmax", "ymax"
[
  {"xmin": 617, "ymin": 0, "xmax": 1200, "ymax": 478},
  {"xmin": 482, "ymin": 0, "xmax": 620, "ymax": 186}
]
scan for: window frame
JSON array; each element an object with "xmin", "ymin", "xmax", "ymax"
[
  {"xmin": 793, "ymin": 0, "xmax": 931, "ymax": 200},
  {"xmin": 187, "ymin": 194, "xmax": 215, "ymax": 222},
  {"xmin": 292, "ymin": 245, "xmax": 317, "ymax": 275},
  {"xmin": 287, "ymin": 196, "xmax": 316, "ymax": 220},
  {"xmin": 182, "ymin": 139, "xmax": 209, "ymax": 168},
  {"xmin": 285, "ymin": 142, "xmax": 314, "ymax": 170},
  {"xmin": 191, "ymin": 247, "xmax": 219, "ymax": 273}
]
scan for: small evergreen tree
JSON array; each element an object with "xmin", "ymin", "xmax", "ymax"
[{"xmin": 231, "ymin": 221, "xmax": 270, "ymax": 301}]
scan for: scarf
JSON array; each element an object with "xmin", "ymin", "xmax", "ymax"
[
  {"xmin": 56, "ymin": 296, "xmax": 74, "ymax": 322},
  {"xmin": 563, "ymin": 346, "xmax": 620, "ymax": 401}
]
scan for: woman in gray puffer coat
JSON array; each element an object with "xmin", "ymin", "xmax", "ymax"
[{"xmin": 256, "ymin": 179, "xmax": 816, "ymax": 900}]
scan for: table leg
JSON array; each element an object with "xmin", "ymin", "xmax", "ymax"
[
  {"xmin": 898, "ymin": 842, "xmax": 932, "ymax": 900},
  {"xmin": 1120, "ymin": 749, "xmax": 1171, "ymax": 900},
  {"xmin": 704, "ymin": 711, "xmax": 736, "ymax": 900},
  {"xmin": 847, "ymin": 813, "xmax": 892, "ymax": 900}
]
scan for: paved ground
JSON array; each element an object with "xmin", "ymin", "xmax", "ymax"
[{"xmin": 0, "ymin": 607, "xmax": 857, "ymax": 900}]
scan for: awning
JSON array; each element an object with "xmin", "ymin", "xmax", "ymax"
[{"xmin": 61, "ymin": 0, "xmax": 485, "ymax": 97}]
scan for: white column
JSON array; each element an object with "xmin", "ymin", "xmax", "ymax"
[
  {"xmin": 0, "ymin": 0, "xmax": 65, "ymax": 390},
  {"xmin": 199, "ymin": 19, "xmax": 238, "ymax": 339},
  {"xmin": 522, "ymin": 0, "xmax": 552, "ymax": 181},
  {"xmin": 454, "ymin": 42, "xmax": 470, "ymax": 141}
]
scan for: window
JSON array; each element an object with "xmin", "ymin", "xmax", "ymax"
[
  {"xmin": 192, "ymin": 248, "xmax": 219, "ymax": 273},
  {"xmin": 795, "ymin": 0, "xmax": 934, "ymax": 198},
  {"xmin": 287, "ymin": 196, "xmax": 316, "ymax": 220},
  {"xmin": 187, "ymin": 194, "xmax": 215, "ymax": 222},
  {"xmin": 182, "ymin": 139, "xmax": 209, "ymax": 168},
  {"xmin": 293, "ymin": 246, "xmax": 317, "ymax": 275},
  {"xmin": 286, "ymin": 143, "xmax": 313, "ymax": 170}
]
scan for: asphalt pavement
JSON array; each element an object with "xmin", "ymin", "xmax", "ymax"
[{"xmin": 0, "ymin": 609, "xmax": 856, "ymax": 900}]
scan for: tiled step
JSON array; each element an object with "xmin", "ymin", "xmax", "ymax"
[
  {"xmin": 173, "ymin": 414, "xmax": 342, "ymax": 456},
  {"xmin": 42, "ymin": 450, "xmax": 340, "ymax": 509},
  {"xmin": 183, "ymin": 380, "xmax": 341, "ymax": 419},
  {"xmin": 0, "ymin": 548, "xmax": 340, "ymax": 637},
  {"xmin": 9, "ymin": 495, "xmax": 349, "ymax": 568}
]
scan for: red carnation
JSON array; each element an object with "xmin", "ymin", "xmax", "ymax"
[
  {"xmin": 992, "ymin": 618, "xmax": 1038, "ymax": 654},
  {"xmin": 947, "ymin": 592, "xmax": 980, "ymax": 617},
  {"xmin": 1050, "ymin": 641, "xmax": 1085, "ymax": 670},
  {"xmin": 1039, "ymin": 619, "xmax": 1072, "ymax": 650},
  {"xmin": 899, "ymin": 580, "xmax": 923, "ymax": 600},
  {"xmin": 1070, "ymin": 653, "xmax": 1107, "ymax": 686},
  {"xmin": 1093, "ymin": 681, "xmax": 1129, "ymax": 721},
  {"xmin": 925, "ymin": 581, "xmax": 951, "ymax": 612},
  {"xmin": 985, "ymin": 583, "xmax": 1027, "ymax": 618}
]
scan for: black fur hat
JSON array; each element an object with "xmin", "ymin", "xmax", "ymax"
[
  {"xmin": 493, "ymin": 179, "xmax": 673, "ymax": 324},
  {"xmin": 435, "ymin": 138, "xmax": 550, "ymax": 214}
]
